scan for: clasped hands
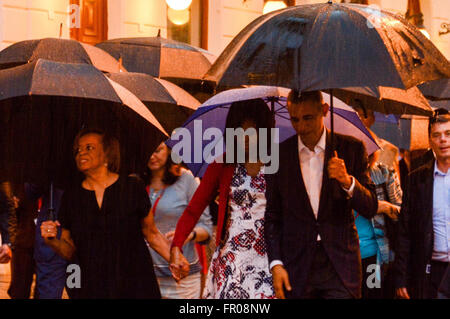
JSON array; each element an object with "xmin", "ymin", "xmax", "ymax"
[{"xmin": 169, "ymin": 246, "xmax": 190, "ymax": 282}]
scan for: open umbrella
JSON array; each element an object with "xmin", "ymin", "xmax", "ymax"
[
  {"xmin": 418, "ymin": 78, "xmax": 450, "ymax": 100},
  {"xmin": 204, "ymin": 1, "xmax": 450, "ymax": 154},
  {"xmin": 96, "ymin": 34, "xmax": 216, "ymax": 83},
  {"xmin": 205, "ymin": 2, "xmax": 450, "ymax": 91},
  {"xmin": 166, "ymin": 86, "xmax": 379, "ymax": 177},
  {"xmin": 331, "ymin": 86, "xmax": 433, "ymax": 116},
  {"xmin": 0, "ymin": 38, "xmax": 125, "ymax": 73},
  {"xmin": 107, "ymin": 72, "xmax": 200, "ymax": 134},
  {"xmin": 0, "ymin": 59, "xmax": 167, "ymax": 189},
  {"xmin": 418, "ymin": 78, "xmax": 450, "ymax": 110}
]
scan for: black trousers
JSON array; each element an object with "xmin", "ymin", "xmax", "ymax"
[
  {"xmin": 304, "ymin": 242, "xmax": 353, "ymax": 299},
  {"xmin": 8, "ymin": 247, "xmax": 35, "ymax": 299},
  {"xmin": 430, "ymin": 261, "xmax": 449, "ymax": 299}
]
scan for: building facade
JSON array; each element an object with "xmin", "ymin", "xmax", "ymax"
[{"xmin": 0, "ymin": 0, "xmax": 449, "ymax": 59}]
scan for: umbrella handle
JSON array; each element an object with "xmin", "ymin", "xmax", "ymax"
[
  {"xmin": 329, "ymin": 90, "xmax": 343, "ymax": 199},
  {"xmin": 48, "ymin": 182, "xmax": 56, "ymax": 221}
]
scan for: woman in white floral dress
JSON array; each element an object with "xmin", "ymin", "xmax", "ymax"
[
  {"xmin": 204, "ymin": 163, "xmax": 274, "ymax": 299},
  {"xmin": 170, "ymin": 99, "xmax": 276, "ymax": 299}
]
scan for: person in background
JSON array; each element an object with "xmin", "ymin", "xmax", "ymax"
[
  {"xmin": 7, "ymin": 182, "xmax": 38, "ymax": 299},
  {"xmin": 145, "ymin": 142, "xmax": 212, "ymax": 299},
  {"xmin": 353, "ymin": 102, "xmax": 400, "ymax": 177},
  {"xmin": 30, "ymin": 183, "xmax": 68, "ymax": 299},
  {"xmin": 398, "ymin": 148, "xmax": 410, "ymax": 192},
  {"xmin": 395, "ymin": 110, "xmax": 450, "ymax": 299},
  {"xmin": 0, "ymin": 181, "xmax": 13, "ymax": 264},
  {"xmin": 170, "ymin": 99, "xmax": 276, "ymax": 299},
  {"xmin": 354, "ymin": 149, "xmax": 402, "ymax": 299}
]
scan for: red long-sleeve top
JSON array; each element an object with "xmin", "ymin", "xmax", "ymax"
[{"xmin": 171, "ymin": 162, "xmax": 235, "ymax": 249}]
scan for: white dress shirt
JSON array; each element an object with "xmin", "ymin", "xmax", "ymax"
[{"xmin": 269, "ymin": 128, "xmax": 355, "ymax": 270}]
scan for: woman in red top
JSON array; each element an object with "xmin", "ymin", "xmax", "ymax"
[{"xmin": 170, "ymin": 99, "xmax": 276, "ymax": 299}]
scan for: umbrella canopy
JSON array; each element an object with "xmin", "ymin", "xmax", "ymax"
[
  {"xmin": 0, "ymin": 38, "xmax": 125, "ymax": 73},
  {"xmin": 418, "ymin": 78, "xmax": 449, "ymax": 100},
  {"xmin": 107, "ymin": 72, "xmax": 200, "ymax": 134},
  {"xmin": 331, "ymin": 86, "xmax": 433, "ymax": 116},
  {"xmin": 96, "ymin": 36, "xmax": 216, "ymax": 83},
  {"xmin": 428, "ymin": 100, "xmax": 450, "ymax": 110},
  {"xmin": 205, "ymin": 2, "xmax": 450, "ymax": 91},
  {"xmin": 166, "ymin": 86, "xmax": 379, "ymax": 177},
  {"xmin": 0, "ymin": 59, "xmax": 167, "ymax": 186}
]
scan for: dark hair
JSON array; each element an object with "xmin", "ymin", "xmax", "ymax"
[
  {"xmin": 352, "ymin": 99, "xmax": 368, "ymax": 118},
  {"xmin": 224, "ymin": 98, "xmax": 274, "ymax": 163},
  {"xmin": 143, "ymin": 145, "xmax": 179, "ymax": 186},
  {"xmin": 287, "ymin": 90, "xmax": 324, "ymax": 107},
  {"xmin": 73, "ymin": 128, "xmax": 121, "ymax": 173},
  {"xmin": 428, "ymin": 108, "xmax": 450, "ymax": 136}
]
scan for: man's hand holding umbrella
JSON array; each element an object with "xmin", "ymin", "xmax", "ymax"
[{"xmin": 328, "ymin": 151, "xmax": 354, "ymax": 191}]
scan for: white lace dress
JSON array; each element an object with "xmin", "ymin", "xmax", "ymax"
[{"xmin": 203, "ymin": 164, "xmax": 275, "ymax": 299}]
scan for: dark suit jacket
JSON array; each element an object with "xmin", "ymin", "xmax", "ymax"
[
  {"xmin": 265, "ymin": 131, "xmax": 378, "ymax": 298},
  {"xmin": 394, "ymin": 159, "xmax": 449, "ymax": 299}
]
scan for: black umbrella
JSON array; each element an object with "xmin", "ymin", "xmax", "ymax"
[
  {"xmin": 331, "ymin": 86, "xmax": 433, "ymax": 116},
  {"xmin": 428, "ymin": 100, "xmax": 450, "ymax": 110},
  {"xmin": 205, "ymin": 1, "xmax": 450, "ymax": 156},
  {"xmin": 0, "ymin": 38, "xmax": 126, "ymax": 73},
  {"xmin": 418, "ymin": 78, "xmax": 449, "ymax": 100},
  {"xmin": 107, "ymin": 72, "xmax": 200, "ymax": 134},
  {"xmin": 418, "ymin": 78, "xmax": 449, "ymax": 110},
  {"xmin": 96, "ymin": 34, "xmax": 216, "ymax": 83},
  {"xmin": 205, "ymin": 2, "xmax": 450, "ymax": 91},
  {"xmin": 0, "ymin": 59, "xmax": 167, "ymax": 190}
]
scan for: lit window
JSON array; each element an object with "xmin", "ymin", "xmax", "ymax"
[{"xmin": 167, "ymin": 0, "xmax": 203, "ymax": 48}]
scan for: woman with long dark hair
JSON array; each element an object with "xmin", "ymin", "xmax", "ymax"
[{"xmin": 170, "ymin": 99, "xmax": 276, "ymax": 299}]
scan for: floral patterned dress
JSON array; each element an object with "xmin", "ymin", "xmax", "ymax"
[{"xmin": 203, "ymin": 164, "xmax": 275, "ymax": 299}]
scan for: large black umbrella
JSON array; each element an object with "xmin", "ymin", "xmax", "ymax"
[
  {"xmin": 205, "ymin": 2, "xmax": 450, "ymax": 91},
  {"xmin": 418, "ymin": 78, "xmax": 450, "ymax": 110},
  {"xmin": 0, "ymin": 38, "xmax": 126, "ymax": 73},
  {"xmin": 107, "ymin": 72, "xmax": 200, "ymax": 134},
  {"xmin": 418, "ymin": 78, "xmax": 450, "ymax": 100},
  {"xmin": 0, "ymin": 59, "xmax": 167, "ymax": 189},
  {"xmin": 204, "ymin": 1, "xmax": 450, "ymax": 155},
  {"xmin": 96, "ymin": 35, "xmax": 216, "ymax": 84},
  {"xmin": 331, "ymin": 85, "xmax": 433, "ymax": 116}
]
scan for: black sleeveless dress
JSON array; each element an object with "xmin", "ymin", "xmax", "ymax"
[{"xmin": 58, "ymin": 175, "xmax": 161, "ymax": 299}]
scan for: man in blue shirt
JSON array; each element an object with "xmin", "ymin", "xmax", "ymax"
[{"xmin": 395, "ymin": 109, "xmax": 450, "ymax": 299}]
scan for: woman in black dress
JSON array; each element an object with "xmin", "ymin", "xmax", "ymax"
[{"xmin": 41, "ymin": 129, "xmax": 175, "ymax": 298}]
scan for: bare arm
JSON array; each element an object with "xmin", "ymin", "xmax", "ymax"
[
  {"xmin": 41, "ymin": 221, "xmax": 76, "ymax": 261},
  {"xmin": 141, "ymin": 211, "xmax": 171, "ymax": 263}
]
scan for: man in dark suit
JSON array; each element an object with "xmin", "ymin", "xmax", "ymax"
[
  {"xmin": 395, "ymin": 111, "xmax": 450, "ymax": 299},
  {"xmin": 265, "ymin": 90, "xmax": 378, "ymax": 299}
]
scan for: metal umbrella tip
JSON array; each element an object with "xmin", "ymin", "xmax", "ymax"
[{"xmin": 157, "ymin": 29, "xmax": 161, "ymax": 37}]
